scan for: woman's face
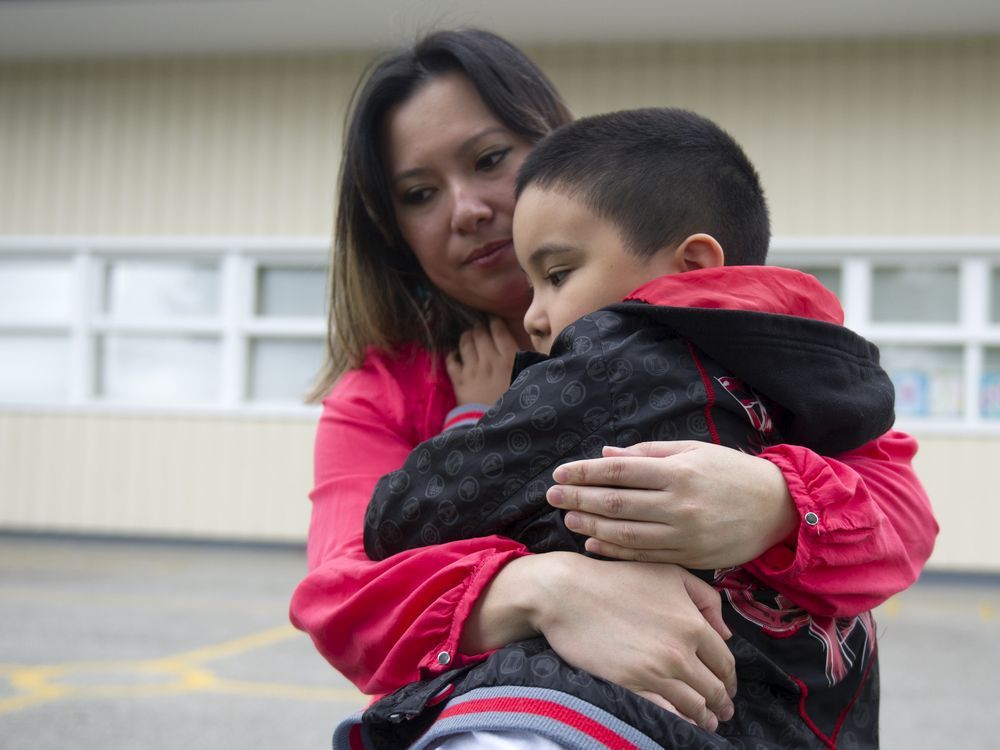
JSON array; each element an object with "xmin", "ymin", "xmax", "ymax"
[{"xmin": 384, "ymin": 73, "xmax": 534, "ymax": 320}]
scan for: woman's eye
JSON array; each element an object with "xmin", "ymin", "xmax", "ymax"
[
  {"xmin": 545, "ymin": 269, "xmax": 570, "ymax": 287},
  {"xmin": 401, "ymin": 187, "xmax": 435, "ymax": 205},
  {"xmin": 475, "ymin": 147, "xmax": 511, "ymax": 171}
]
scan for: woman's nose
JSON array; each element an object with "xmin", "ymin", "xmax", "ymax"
[{"xmin": 450, "ymin": 185, "xmax": 492, "ymax": 234}]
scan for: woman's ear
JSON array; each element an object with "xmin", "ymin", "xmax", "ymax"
[{"xmin": 670, "ymin": 234, "xmax": 726, "ymax": 271}]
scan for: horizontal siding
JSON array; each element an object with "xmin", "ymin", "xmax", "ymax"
[
  {"xmin": 538, "ymin": 37, "xmax": 1000, "ymax": 236},
  {"xmin": 910, "ymin": 434, "xmax": 1000, "ymax": 572},
  {"xmin": 0, "ymin": 411, "xmax": 314, "ymax": 541},
  {"xmin": 0, "ymin": 37, "xmax": 997, "ymax": 236},
  {"xmin": 0, "ymin": 412, "xmax": 994, "ymax": 571}
]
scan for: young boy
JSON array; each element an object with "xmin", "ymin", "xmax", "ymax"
[{"xmin": 348, "ymin": 109, "xmax": 894, "ymax": 749}]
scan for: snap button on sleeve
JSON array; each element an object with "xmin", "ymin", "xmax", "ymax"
[
  {"xmin": 437, "ymin": 651, "xmax": 451, "ymax": 665},
  {"xmin": 804, "ymin": 511, "xmax": 820, "ymax": 526}
]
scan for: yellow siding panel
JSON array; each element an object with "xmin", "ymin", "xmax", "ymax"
[
  {"xmin": 0, "ymin": 39, "xmax": 997, "ymax": 236},
  {"xmin": 911, "ymin": 434, "xmax": 1000, "ymax": 573},
  {"xmin": 0, "ymin": 412, "xmax": 994, "ymax": 571},
  {"xmin": 0, "ymin": 412, "xmax": 314, "ymax": 541}
]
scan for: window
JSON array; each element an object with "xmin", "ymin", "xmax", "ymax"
[
  {"xmin": 4, "ymin": 237, "xmax": 999, "ymax": 429},
  {"xmin": 0, "ymin": 240, "xmax": 328, "ymax": 412},
  {"xmin": 774, "ymin": 239, "xmax": 1000, "ymax": 433},
  {"xmin": 871, "ymin": 266, "xmax": 959, "ymax": 324}
]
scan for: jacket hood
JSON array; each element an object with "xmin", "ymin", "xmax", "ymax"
[{"xmin": 614, "ymin": 267, "xmax": 894, "ymax": 455}]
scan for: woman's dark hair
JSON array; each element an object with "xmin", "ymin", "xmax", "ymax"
[{"xmin": 311, "ymin": 28, "xmax": 572, "ymax": 399}]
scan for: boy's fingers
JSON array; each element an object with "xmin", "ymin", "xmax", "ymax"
[{"xmin": 488, "ymin": 316, "xmax": 515, "ymax": 348}]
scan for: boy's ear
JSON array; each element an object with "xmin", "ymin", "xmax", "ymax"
[{"xmin": 670, "ymin": 234, "xmax": 725, "ymax": 271}]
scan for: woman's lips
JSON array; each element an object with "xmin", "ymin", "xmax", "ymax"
[{"xmin": 465, "ymin": 240, "xmax": 512, "ymax": 267}]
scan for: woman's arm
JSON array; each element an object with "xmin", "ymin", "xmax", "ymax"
[
  {"xmin": 465, "ymin": 552, "xmax": 736, "ymax": 730},
  {"xmin": 290, "ymin": 355, "xmax": 531, "ymax": 694},
  {"xmin": 290, "ymin": 349, "xmax": 736, "ymax": 725},
  {"xmin": 546, "ymin": 431, "xmax": 937, "ymax": 616}
]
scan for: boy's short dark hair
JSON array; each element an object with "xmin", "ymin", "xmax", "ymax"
[{"xmin": 515, "ymin": 107, "xmax": 770, "ymax": 266}]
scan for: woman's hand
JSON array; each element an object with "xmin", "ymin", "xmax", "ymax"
[
  {"xmin": 547, "ymin": 441, "xmax": 799, "ymax": 569},
  {"xmin": 446, "ymin": 316, "xmax": 520, "ymax": 406},
  {"xmin": 461, "ymin": 553, "xmax": 736, "ymax": 731}
]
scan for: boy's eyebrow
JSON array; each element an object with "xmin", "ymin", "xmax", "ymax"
[
  {"xmin": 524, "ymin": 243, "xmax": 576, "ymax": 270},
  {"xmin": 391, "ymin": 127, "xmax": 508, "ymax": 185}
]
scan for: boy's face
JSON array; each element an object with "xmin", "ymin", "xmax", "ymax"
[{"xmin": 513, "ymin": 185, "xmax": 682, "ymax": 354}]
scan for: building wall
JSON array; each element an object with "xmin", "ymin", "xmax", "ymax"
[
  {"xmin": 0, "ymin": 411, "xmax": 314, "ymax": 541},
  {"xmin": 1, "ymin": 37, "xmax": 998, "ymax": 569},
  {"xmin": 1, "ymin": 37, "xmax": 997, "ymax": 237}
]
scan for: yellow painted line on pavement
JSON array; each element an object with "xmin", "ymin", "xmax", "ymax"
[
  {"xmin": 980, "ymin": 601, "xmax": 995, "ymax": 622},
  {"xmin": 166, "ymin": 624, "xmax": 299, "ymax": 664},
  {"xmin": 0, "ymin": 625, "xmax": 364, "ymax": 716},
  {"xmin": 881, "ymin": 598, "xmax": 902, "ymax": 618},
  {"xmin": 210, "ymin": 679, "xmax": 367, "ymax": 703}
]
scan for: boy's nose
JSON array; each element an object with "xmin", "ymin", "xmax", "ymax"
[{"xmin": 523, "ymin": 301, "xmax": 549, "ymax": 350}]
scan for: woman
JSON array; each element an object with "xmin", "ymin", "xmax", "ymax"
[{"xmin": 289, "ymin": 27, "xmax": 937, "ymax": 743}]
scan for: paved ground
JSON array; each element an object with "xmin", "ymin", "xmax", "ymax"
[{"xmin": 0, "ymin": 534, "xmax": 996, "ymax": 749}]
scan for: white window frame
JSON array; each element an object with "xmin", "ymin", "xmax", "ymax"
[
  {"xmin": 0, "ymin": 236, "xmax": 329, "ymax": 418},
  {"xmin": 771, "ymin": 236, "xmax": 1000, "ymax": 436},
  {"xmin": 4, "ymin": 235, "xmax": 1000, "ymax": 432}
]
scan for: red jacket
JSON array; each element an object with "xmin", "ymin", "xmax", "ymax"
[{"xmin": 290, "ymin": 266, "xmax": 938, "ymax": 696}]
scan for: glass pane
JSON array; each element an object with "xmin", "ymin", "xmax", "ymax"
[
  {"xmin": 98, "ymin": 335, "xmax": 220, "ymax": 403},
  {"xmin": 880, "ymin": 345, "xmax": 963, "ymax": 419},
  {"xmin": 790, "ymin": 266, "xmax": 841, "ymax": 300},
  {"xmin": 0, "ymin": 258, "xmax": 73, "ymax": 321},
  {"xmin": 871, "ymin": 266, "xmax": 958, "ymax": 323},
  {"xmin": 991, "ymin": 267, "xmax": 1000, "ymax": 324},
  {"xmin": 255, "ymin": 265, "xmax": 327, "ymax": 317},
  {"xmin": 0, "ymin": 335, "xmax": 70, "ymax": 401},
  {"xmin": 248, "ymin": 338, "xmax": 324, "ymax": 402},
  {"xmin": 104, "ymin": 260, "xmax": 219, "ymax": 318},
  {"xmin": 982, "ymin": 348, "xmax": 1000, "ymax": 420}
]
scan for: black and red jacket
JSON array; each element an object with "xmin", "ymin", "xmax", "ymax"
[{"xmin": 355, "ymin": 266, "xmax": 895, "ymax": 749}]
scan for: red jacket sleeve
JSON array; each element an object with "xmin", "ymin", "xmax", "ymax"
[
  {"xmin": 745, "ymin": 429, "xmax": 938, "ymax": 617},
  {"xmin": 288, "ymin": 350, "xmax": 529, "ymax": 695}
]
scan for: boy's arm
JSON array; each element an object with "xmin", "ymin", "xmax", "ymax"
[{"xmin": 364, "ymin": 336, "xmax": 614, "ymax": 561}]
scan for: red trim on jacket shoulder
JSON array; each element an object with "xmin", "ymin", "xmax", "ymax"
[{"xmin": 625, "ymin": 266, "xmax": 844, "ymax": 324}]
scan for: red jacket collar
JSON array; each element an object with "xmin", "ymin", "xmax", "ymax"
[{"xmin": 625, "ymin": 266, "xmax": 844, "ymax": 325}]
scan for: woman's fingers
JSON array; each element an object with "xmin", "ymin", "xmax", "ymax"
[
  {"xmin": 634, "ymin": 691, "xmax": 686, "ymax": 722},
  {"xmin": 583, "ymin": 537, "xmax": 679, "ymax": 562},
  {"xmin": 564, "ymin": 511, "xmax": 678, "ymax": 550},
  {"xmin": 551, "ymin": 451, "xmax": 691, "ymax": 490},
  {"xmin": 548, "ymin": 484, "xmax": 671, "ymax": 523},
  {"xmin": 526, "ymin": 555, "xmax": 736, "ymax": 730}
]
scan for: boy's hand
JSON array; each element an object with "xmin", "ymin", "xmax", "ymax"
[
  {"xmin": 547, "ymin": 441, "xmax": 797, "ymax": 569},
  {"xmin": 446, "ymin": 317, "xmax": 520, "ymax": 406}
]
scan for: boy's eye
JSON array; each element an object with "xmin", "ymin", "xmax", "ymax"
[
  {"xmin": 545, "ymin": 269, "xmax": 570, "ymax": 287},
  {"xmin": 400, "ymin": 186, "xmax": 435, "ymax": 206},
  {"xmin": 475, "ymin": 147, "xmax": 511, "ymax": 171}
]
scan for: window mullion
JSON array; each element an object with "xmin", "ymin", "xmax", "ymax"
[
  {"xmin": 69, "ymin": 246, "xmax": 95, "ymax": 405},
  {"xmin": 219, "ymin": 249, "xmax": 245, "ymax": 408}
]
